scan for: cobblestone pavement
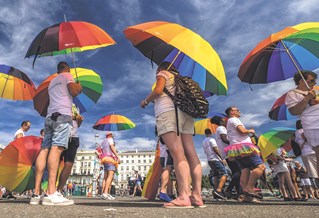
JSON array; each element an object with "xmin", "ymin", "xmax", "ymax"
[{"xmin": 1, "ymin": 196, "xmax": 319, "ymax": 218}]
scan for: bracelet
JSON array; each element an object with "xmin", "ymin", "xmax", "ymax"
[{"xmin": 144, "ymin": 100, "xmax": 149, "ymax": 106}]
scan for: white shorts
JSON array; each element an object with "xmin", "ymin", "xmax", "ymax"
[
  {"xmin": 304, "ymin": 129, "xmax": 319, "ymax": 148},
  {"xmin": 300, "ymin": 178, "xmax": 312, "ymax": 187}
]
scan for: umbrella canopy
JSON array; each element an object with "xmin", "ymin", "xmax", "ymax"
[
  {"xmin": 258, "ymin": 127, "xmax": 295, "ymax": 161},
  {"xmin": 25, "ymin": 21, "xmax": 116, "ymax": 58},
  {"xmin": 93, "ymin": 114, "xmax": 136, "ymax": 131},
  {"xmin": 194, "ymin": 112, "xmax": 227, "ymax": 135},
  {"xmin": 33, "ymin": 67, "xmax": 102, "ymax": 116},
  {"xmin": 238, "ymin": 22, "xmax": 319, "ymax": 84},
  {"xmin": 124, "ymin": 21, "xmax": 227, "ymax": 96},
  {"xmin": 0, "ymin": 64, "xmax": 36, "ymax": 100},
  {"xmin": 0, "ymin": 136, "xmax": 42, "ymax": 192},
  {"xmin": 269, "ymin": 93, "xmax": 297, "ymax": 121}
]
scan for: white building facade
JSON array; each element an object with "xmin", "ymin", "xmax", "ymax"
[{"xmin": 117, "ymin": 150, "xmax": 156, "ymax": 186}]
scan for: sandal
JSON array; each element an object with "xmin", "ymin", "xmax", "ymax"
[
  {"xmin": 243, "ymin": 191, "xmax": 263, "ymax": 200},
  {"xmin": 163, "ymin": 197, "xmax": 194, "ymax": 209},
  {"xmin": 190, "ymin": 196, "xmax": 206, "ymax": 208}
]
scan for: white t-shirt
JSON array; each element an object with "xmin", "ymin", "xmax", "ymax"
[
  {"xmin": 295, "ymin": 129, "xmax": 315, "ymax": 156},
  {"xmin": 227, "ymin": 117, "xmax": 252, "ymax": 145},
  {"xmin": 272, "ymin": 148, "xmax": 289, "ymax": 175},
  {"xmin": 202, "ymin": 137, "xmax": 220, "ymax": 161},
  {"xmin": 285, "ymin": 89, "xmax": 319, "ymax": 130},
  {"xmin": 215, "ymin": 126, "xmax": 228, "ymax": 160},
  {"xmin": 159, "ymin": 141, "xmax": 168, "ymax": 158},
  {"xmin": 14, "ymin": 129, "xmax": 24, "ymax": 139},
  {"xmin": 100, "ymin": 137, "xmax": 115, "ymax": 156},
  {"xmin": 47, "ymin": 72, "xmax": 74, "ymax": 117},
  {"xmin": 154, "ymin": 70, "xmax": 175, "ymax": 117}
]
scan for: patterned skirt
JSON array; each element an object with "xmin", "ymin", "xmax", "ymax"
[{"xmin": 224, "ymin": 142, "xmax": 260, "ymax": 159}]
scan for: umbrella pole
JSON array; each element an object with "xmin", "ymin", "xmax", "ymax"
[
  {"xmin": 167, "ymin": 51, "xmax": 181, "ymax": 70},
  {"xmin": 280, "ymin": 40, "xmax": 310, "ymax": 90}
]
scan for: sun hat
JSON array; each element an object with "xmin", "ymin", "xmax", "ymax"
[{"xmin": 105, "ymin": 131, "xmax": 113, "ymax": 136}]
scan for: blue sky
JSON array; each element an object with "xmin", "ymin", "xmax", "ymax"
[{"xmin": 1, "ymin": 0, "xmax": 319, "ymax": 172}]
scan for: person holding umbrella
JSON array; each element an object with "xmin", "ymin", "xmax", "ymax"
[
  {"xmin": 140, "ymin": 62, "xmax": 204, "ymax": 208},
  {"xmin": 30, "ymin": 62, "xmax": 82, "ymax": 206},
  {"xmin": 285, "ymin": 71, "xmax": 319, "ymax": 175}
]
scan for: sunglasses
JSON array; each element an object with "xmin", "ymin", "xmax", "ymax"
[{"xmin": 307, "ymin": 79, "xmax": 316, "ymax": 83}]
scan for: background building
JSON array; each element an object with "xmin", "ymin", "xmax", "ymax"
[
  {"xmin": 117, "ymin": 149, "xmax": 156, "ymax": 186},
  {"xmin": 69, "ymin": 149, "xmax": 100, "ymax": 186}
]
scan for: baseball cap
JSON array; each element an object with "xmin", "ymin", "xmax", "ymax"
[{"xmin": 105, "ymin": 131, "xmax": 113, "ymax": 136}]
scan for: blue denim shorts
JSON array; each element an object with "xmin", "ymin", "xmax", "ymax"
[
  {"xmin": 104, "ymin": 163, "xmax": 116, "ymax": 172},
  {"xmin": 42, "ymin": 115, "xmax": 72, "ymax": 149},
  {"xmin": 236, "ymin": 154, "xmax": 263, "ymax": 170},
  {"xmin": 208, "ymin": 160, "xmax": 227, "ymax": 177}
]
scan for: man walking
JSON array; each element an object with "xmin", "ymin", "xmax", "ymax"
[
  {"xmin": 30, "ymin": 62, "xmax": 82, "ymax": 206},
  {"xmin": 202, "ymin": 128, "xmax": 227, "ymax": 200}
]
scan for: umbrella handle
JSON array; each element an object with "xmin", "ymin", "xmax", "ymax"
[{"xmin": 280, "ymin": 40, "xmax": 310, "ymax": 90}]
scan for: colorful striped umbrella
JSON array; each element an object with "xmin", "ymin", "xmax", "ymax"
[
  {"xmin": 0, "ymin": 136, "xmax": 42, "ymax": 192},
  {"xmin": 33, "ymin": 67, "xmax": 102, "ymax": 116},
  {"xmin": 194, "ymin": 112, "xmax": 227, "ymax": 135},
  {"xmin": 238, "ymin": 22, "xmax": 319, "ymax": 85},
  {"xmin": 124, "ymin": 21, "xmax": 227, "ymax": 96},
  {"xmin": 258, "ymin": 127, "xmax": 295, "ymax": 161},
  {"xmin": 0, "ymin": 64, "xmax": 36, "ymax": 100},
  {"xmin": 268, "ymin": 93, "xmax": 297, "ymax": 121},
  {"xmin": 25, "ymin": 21, "xmax": 116, "ymax": 58},
  {"xmin": 93, "ymin": 114, "xmax": 136, "ymax": 131}
]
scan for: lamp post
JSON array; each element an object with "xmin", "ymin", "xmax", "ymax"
[{"xmin": 92, "ymin": 133, "xmax": 99, "ymax": 196}]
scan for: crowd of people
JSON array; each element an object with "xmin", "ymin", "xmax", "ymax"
[{"xmin": 1, "ymin": 63, "xmax": 319, "ymax": 208}]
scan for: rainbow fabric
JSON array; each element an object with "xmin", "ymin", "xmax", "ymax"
[{"xmin": 224, "ymin": 142, "xmax": 260, "ymax": 159}]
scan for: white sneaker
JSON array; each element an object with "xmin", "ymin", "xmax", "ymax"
[
  {"xmin": 30, "ymin": 194, "xmax": 41, "ymax": 205},
  {"xmin": 101, "ymin": 193, "xmax": 115, "ymax": 200},
  {"xmin": 42, "ymin": 192, "xmax": 74, "ymax": 206}
]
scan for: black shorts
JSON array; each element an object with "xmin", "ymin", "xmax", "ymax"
[
  {"xmin": 61, "ymin": 137, "xmax": 79, "ymax": 163},
  {"xmin": 160, "ymin": 151, "xmax": 173, "ymax": 169}
]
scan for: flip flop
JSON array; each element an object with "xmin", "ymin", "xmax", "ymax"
[
  {"xmin": 190, "ymin": 196, "xmax": 206, "ymax": 208},
  {"xmin": 163, "ymin": 198, "xmax": 194, "ymax": 209},
  {"xmin": 243, "ymin": 191, "xmax": 263, "ymax": 200}
]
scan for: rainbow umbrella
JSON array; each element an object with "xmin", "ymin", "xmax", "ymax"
[
  {"xmin": 194, "ymin": 112, "xmax": 227, "ymax": 135},
  {"xmin": 124, "ymin": 21, "xmax": 227, "ymax": 96},
  {"xmin": 93, "ymin": 114, "xmax": 136, "ymax": 131},
  {"xmin": 0, "ymin": 136, "xmax": 42, "ymax": 192},
  {"xmin": 238, "ymin": 22, "xmax": 319, "ymax": 85},
  {"xmin": 0, "ymin": 64, "xmax": 36, "ymax": 100},
  {"xmin": 258, "ymin": 127, "xmax": 295, "ymax": 161},
  {"xmin": 33, "ymin": 67, "xmax": 102, "ymax": 116},
  {"xmin": 268, "ymin": 93, "xmax": 297, "ymax": 121},
  {"xmin": 142, "ymin": 144, "xmax": 161, "ymax": 200},
  {"xmin": 25, "ymin": 21, "xmax": 116, "ymax": 69}
]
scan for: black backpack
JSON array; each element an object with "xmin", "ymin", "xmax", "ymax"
[
  {"xmin": 291, "ymin": 139, "xmax": 302, "ymax": 157},
  {"xmin": 163, "ymin": 71, "xmax": 209, "ymax": 119}
]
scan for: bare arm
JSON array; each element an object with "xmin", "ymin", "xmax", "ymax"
[
  {"xmin": 236, "ymin": 125, "xmax": 255, "ymax": 135},
  {"xmin": 110, "ymin": 144, "xmax": 120, "ymax": 161},
  {"xmin": 288, "ymin": 91, "xmax": 316, "ymax": 115},
  {"xmin": 75, "ymin": 115, "xmax": 84, "ymax": 127},
  {"xmin": 15, "ymin": 133, "xmax": 23, "ymax": 139},
  {"xmin": 140, "ymin": 76, "xmax": 166, "ymax": 108},
  {"xmin": 220, "ymin": 134, "xmax": 230, "ymax": 145},
  {"xmin": 68, "ymin": 82, "xmax": 82, "ymax": 97},
  {"xmin": 213, "ymin": 146, "xmax": 227, "ymax": 165}
]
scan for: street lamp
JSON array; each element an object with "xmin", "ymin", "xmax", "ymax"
[{"xmin": 92, "ymin": 133, "xmax": 99, "ymax": 196}]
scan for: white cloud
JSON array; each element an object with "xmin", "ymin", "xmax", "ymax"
[{"xmin": 287, "ymin": 0, "xmax": 319, "ymax": 16}]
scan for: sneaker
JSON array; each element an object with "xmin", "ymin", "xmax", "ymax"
[
  {"xmin": 3, "ymin": 193, "xmax": 16, "ymax": 200},
  {"xmin": 158, "ymin": 192, "xmax": 172, "ymax": 202},
  {"xmin": 30, "ymin": 194, "xmax": 41, "ymax": 205},
  {"xmin": 42, "ymin": 192, "xmax": 74, "ymax": 206},
  {"xmin": 101, "ymin": 193, "xmax": 115, "ymax": 200},
  {"xmin": 213, "ymin": 190, "xmax": 226, "ymax": 200}
]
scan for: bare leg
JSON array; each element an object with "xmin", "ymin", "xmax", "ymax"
[
  {"xmin": 162, "ymin": 132, "xmax": 191, "ymax": 201},
  {"xmin": 181, "ymin": 134, "xmax": 202, "ymax": 199},
  {"xmin": 160, "ymin": 167, "xmax": 172, "ymax": 193},
  {"xmin": 283, "ymin": 171, "xmax": 298, "ymax": 198},
  {"xmin": 103, "ymin": 170, "xmax": 114, "ymax": 194},
  {"xmin": 217, "ymin": 175, "xmax": 227, "ymax": 192},
  {"xmin": 278, "ymin": 173, "xmax": 288, "ymax": 198},
  {"xmin": 34, "ymin": 148, "xmax": 49, "ymax": 195},
  {"xmin": 313, "ymin": 146, "xmax": 319, "ymax": 176},
  {"xmin": 244, "ymin": 164, "xmax": 266, "ymax": 193},
  {"xmin": 240, "ymin": 168, "xmax": 250, "ymax": 191},
  {"xmin": 57, "ymin": 162, "xmax": 74, "ymax": 192},
  {"xmin": 47, "ymin": 146, "xmax": 64, "ymax": 194}
]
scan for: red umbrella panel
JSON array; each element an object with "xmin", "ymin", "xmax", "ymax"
[{"xmin": 0, "ymin": 136, "xmax": 42, "ymax": 192}]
